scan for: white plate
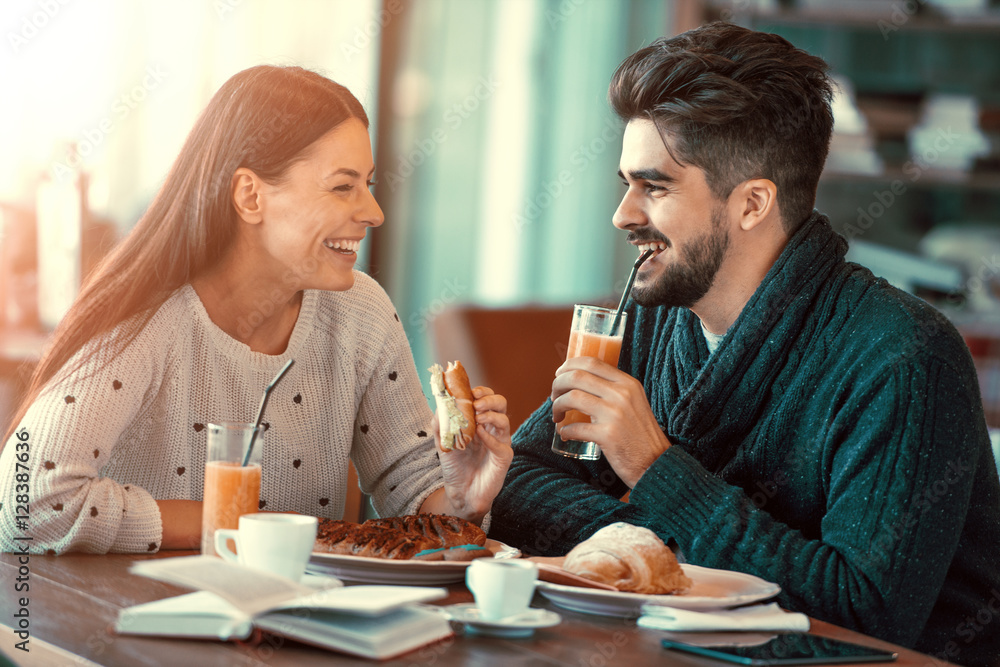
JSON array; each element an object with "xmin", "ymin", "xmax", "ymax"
[
  {"xmin": 441, "ymin": 603, "xmax": 561, "ymax": 638},
  {"xmin": 307, "ymin": 539, "xmax": 521, "ymax": 585},
  {"xmin": 535, "ymin": 564, "xmax": 779, "ymax": 617}
]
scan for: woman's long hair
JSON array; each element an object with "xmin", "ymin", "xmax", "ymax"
[{"xmin": 3, "ymin": 66, "xmax": 368, "ymax": 443}]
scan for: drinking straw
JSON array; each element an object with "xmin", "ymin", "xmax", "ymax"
[
  {"xmin": 242, "ymin": 358, "xmax": 295, "ymax": 466},
  {"xmin": 611, "ymin": 249, "xmax": 654, "ymax": 334}
]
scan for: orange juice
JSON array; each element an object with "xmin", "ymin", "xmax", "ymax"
[
  {"xmin": 201, "ymin": 461, "xmax": 261, "ymax": 556},
  {"xmin": 557, "ymin": 331, "xmax": 624, "ymax": 431}
]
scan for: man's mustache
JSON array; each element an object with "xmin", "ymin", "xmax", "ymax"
[{"xmin": 626, "ymin": 231, "xmax": 670, "ymax": 246}]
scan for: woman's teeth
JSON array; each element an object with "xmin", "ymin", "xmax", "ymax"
[
  {"xmin": 637, "ymin": 242, "xmax": 667, "ymax": 254},
  {"xmin": 323, "ymin": 239, "xmax": 360, "ymax": 253}
]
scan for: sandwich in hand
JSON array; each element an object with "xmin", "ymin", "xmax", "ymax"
[{"xmin": 428, "ymin": 361, "xmax": 476, "ymax": 452}]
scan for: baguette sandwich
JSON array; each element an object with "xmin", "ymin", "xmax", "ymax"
[{"xmin": 428, "ymin": 361, "xmax": 476, "ymax": 452}]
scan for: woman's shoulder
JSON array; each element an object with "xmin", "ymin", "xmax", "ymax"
[{"xmin": 124, "ymin": 286, "xmax": 196, "ymax": 345}]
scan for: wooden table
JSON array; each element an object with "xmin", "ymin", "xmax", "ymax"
[{"xmin": 0, "ymin": 552, "xmax": 955, "ymax": 666}]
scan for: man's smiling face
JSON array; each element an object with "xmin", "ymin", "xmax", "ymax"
[{"xmin": 613, "ymin": 118, "xmax": 730, "ymax": 309}]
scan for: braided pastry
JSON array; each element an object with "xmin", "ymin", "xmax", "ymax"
[
  {"xmin": 313, "ymin": 513, "xmax": 486, "ymax": 560},
  {"xmin": 362, "ymin": 513, "xmax": 486, "ymax": 548},
  {"xmin": 562, "ymin": 523, "xmax": 691, "ymax": 594}
]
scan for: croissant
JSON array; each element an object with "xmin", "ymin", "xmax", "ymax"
[{"xmin": 562, "ymin": 523, "xmax": 692, "ymax": 594}]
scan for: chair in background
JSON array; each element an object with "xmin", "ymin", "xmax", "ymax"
[{"xmin": 430, "ymin": 304, "xmax": 574, "ymax": 433}]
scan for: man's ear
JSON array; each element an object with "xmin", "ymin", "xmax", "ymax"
[
  {"xmin": 732, "ymin": 178, "xmax": 778, "ymax": 232},
  {"xmin": 231, "ymin": 168, "xmax": 265, "ymax": 224}
]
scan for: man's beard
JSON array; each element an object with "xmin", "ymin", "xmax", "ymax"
[{"xmin": 631, "ymin": 206, "xmax": 730, "ymax": 309}]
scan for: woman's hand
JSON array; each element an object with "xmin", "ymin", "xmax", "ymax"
[{"xmin": 423, "ymin": 386, "xmax": 512, "ymax": 524}]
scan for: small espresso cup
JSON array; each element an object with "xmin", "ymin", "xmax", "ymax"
[
  {"xmin": 466, "ymin": 559, "xmax": 539, "ymax": 622},
  {"xmin": 214, "ymin": 513, "xmax": 318, "ymax": 582}
]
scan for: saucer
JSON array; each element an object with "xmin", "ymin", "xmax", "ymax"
[{"xmin": 441, "ymin": 603, "xmax": 561, "ymax": 638}]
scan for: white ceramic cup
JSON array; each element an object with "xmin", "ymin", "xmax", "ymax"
[
  {"xmin": 465, "ymin": 559, "xmax": 539, "ymax": 622},
  {"xmin": 214, "ymin": 513, "xmax": 318, "ymax": 582}
]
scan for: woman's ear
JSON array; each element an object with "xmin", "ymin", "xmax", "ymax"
[
  {"xmin": 231, "ymin": 168, "xmax": 264, "ymax": 224},
  {"xmin": 733, "ymin": 178, "xmax": 778, "ymax": 232}
]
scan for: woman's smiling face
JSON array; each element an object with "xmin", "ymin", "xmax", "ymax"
[{"xmin": 251, "ymin": 117, "xmax": 383, "ymax": 292}]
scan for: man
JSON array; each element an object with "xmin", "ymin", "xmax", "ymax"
[{"xmin": 489, "ymin": 22, "xmax": 1000, "ymax": 665}]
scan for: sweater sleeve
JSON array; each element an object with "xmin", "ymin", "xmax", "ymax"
[
  {"xmin": 0, "ymin": 329, "xmax": 164, "ymax": 554},
  {"xmin": 348, "ymin": 291, "xmax": 442, "ymax": 518},
  {"xmin": 630, "ymin": 357, "xmax": 985, "ymax": 647},
  {"xmin": 488, "ymin": 398, "xmax": 652, "ymax": 555}
]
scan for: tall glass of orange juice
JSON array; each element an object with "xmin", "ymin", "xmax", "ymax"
[
  {"xmin": 201, "ymin": 422, "xmax": 263, "ymax": 556},
  {"xmin": 552, "ymin": 305, "xmax": 628, "ymax": 460}
]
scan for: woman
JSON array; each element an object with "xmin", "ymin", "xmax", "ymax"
[{"xmin": 0, "ymin": 66, "xmax": 512, "ymax": 554}]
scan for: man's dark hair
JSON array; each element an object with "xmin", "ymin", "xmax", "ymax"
[{"xmin": 609, "ymin": 22, "xmax": 834, "ymax": 232}]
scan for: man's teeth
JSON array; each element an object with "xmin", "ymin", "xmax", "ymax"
[
  {"xmin": 323, "ymin": 239, "xmax": 360, "ymax": 252},
  {"xmin": 637, "ymin": 242, "xmax": 667, "ymax": 254}
]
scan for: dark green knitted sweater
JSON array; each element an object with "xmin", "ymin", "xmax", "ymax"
[{"xmin": 490, "ymin": 212, "xmax": 1000, "ymax": 666}]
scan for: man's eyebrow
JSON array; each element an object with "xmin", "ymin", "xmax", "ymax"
[{"xmin": 619, "ymin": 168, "xmax": 675, "ymax": 183}]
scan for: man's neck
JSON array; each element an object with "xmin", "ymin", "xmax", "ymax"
[{"xmin": 693, "ymin": 228, "xmax": 789, "ymax": 335}]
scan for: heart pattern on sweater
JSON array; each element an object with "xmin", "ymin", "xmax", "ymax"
[
  {"xmin": 90, "ymin": 507, "xmax": 98, "ymax": 517},
  {"xmin": 64, "ymin": 395, "xmax": 75, "ymax": 404},
  {"xmin": 113, "ymin": 380, "xmax": 122, "ymax": 390},
  {"xmin": 93, "ymin": 449, "xmax": 99, "ymax": 458},
  {"xmin": 293, "ymin": 459, "xmax": 301, "ymax": 469},
  {"xmin": 147, "ymin": 543, "xmax": 157, "ymax": 551},
  {"xmin": 43, "ymin": 461, "xmax": 55, "ymax": 470},
  {"xmin": 360, "ymin": 424, "xmax": 369, "ymax": 434},
  {"xmin": 52, "ymin": 503, "xmax": 63, "ymax": 511},
  {"xmin": 319, "ymin": 498, "xmax": 329, "ymax": 507},
  {"xmin": 388, "ymin": 371, "xmax": 398, "ymax": 381},
  {"xmin": 176, "ymin": 467, "xmax": 185, "ymax": 476},
  {"xmin": 417, "ymin": 430, "xmax": 427, "ymax": 438},
  {"xmin": 193, "ymin": 423, "xmax": 205, "ymax": 432},
  {"xmin": 259, "ymin": 500, "xmax": 267, "ymax": 509},
  {"xmin": 293, "ymin": 393, "xmax": 302, "ymax": 404}
]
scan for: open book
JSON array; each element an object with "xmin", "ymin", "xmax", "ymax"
[{"xmin": 116, "ymin": 555, "xmax": 453, "ymax": 660}]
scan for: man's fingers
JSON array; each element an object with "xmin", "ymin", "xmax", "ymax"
[
  {"xmin": 551, "ymin": 389, "xmax": 603, "ymax": 424},
  {"xmin": 555, "ymin": 356, "xmax": 624, "ymax": 380}
]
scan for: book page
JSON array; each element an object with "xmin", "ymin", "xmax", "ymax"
[{"xmin": 129, "ymin": 555, "xmax": 315, "ymax": 616}]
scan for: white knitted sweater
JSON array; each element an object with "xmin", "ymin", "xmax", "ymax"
[{"xmin": 0, "ymin": 272, "xmax": 443, "ymax": 554}]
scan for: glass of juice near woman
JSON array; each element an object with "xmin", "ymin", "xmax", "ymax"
[
  {"xmin": 552, "ymin": 305, "xmax": 627, "ymax": 460},
  {"xmin": 201, "ymin": 422, "xmax": 263, "ymax": 556}
]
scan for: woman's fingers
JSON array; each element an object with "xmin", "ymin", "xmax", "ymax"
[{"xmin": 472, "ymin": 386, "xmax": 507, "ymax": 416}]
